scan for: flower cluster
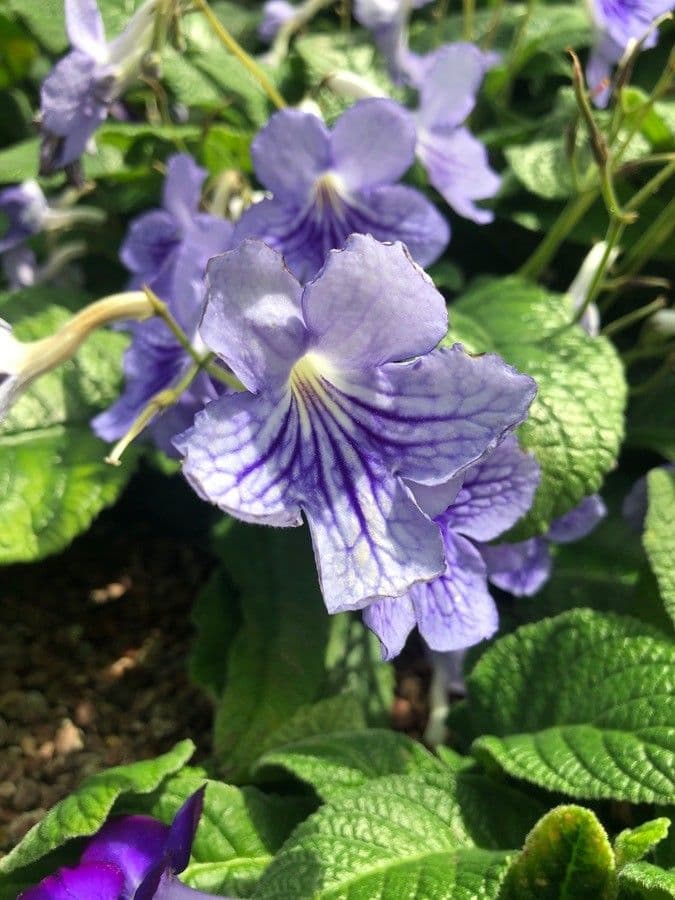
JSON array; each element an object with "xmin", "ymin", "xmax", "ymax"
[{"xmin": 20, "ymin": 789, "xmax": 227, "ymax": 900}]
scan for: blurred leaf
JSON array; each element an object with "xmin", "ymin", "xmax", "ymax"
[
  {"xmin": 644, "ymin": 468, "xmax": 675, "ymax": 626},
  {"xmin": 618, "ymin": 862, "xmax": 675, "ymax": 898},
  {"xmin": 627, "ymin": 374, "xmax": 675, "ymax": 461},
  {"xmin": 201, "ymin": 125, "xmax": 253, "ymax": 175}
]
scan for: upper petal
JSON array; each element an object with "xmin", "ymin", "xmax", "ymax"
[
  {"xmin": 363, "ymin": 595, "xmax": 417, "ymax": 660},
  {"xmin": 330, "ymin": 99, "xmax": 416, "ymax": 190},
  {"xmin": 80, "ymin": 815, "xmax": 169, "ymax": 893},
  {"xmin": 163, "ymin": 788, "xmax": 205, "ymax": 874},
  {"xmin": 162, "ymin": 154, "xmax": 207, "ymax": 227},
  {"xmin": 120, "ymin": 209, "xmax": 180, "ymax": 279},
  {"xmin": 410, "ymin": 530, "xmax": 499, "ymax": 651},
  {"xmin": 200, "ymin": 241, "xmax": 308, "ymax": 392},
  {"xmin": 547, "ymin": 494, "xmax": 607, "ymax": 543},
  {"xmin": 302, "ymin": 233, "xmax": 447, "ymax": 369},
  {"xmin": 251, "ymin": 109, "xmax": 331, "ymax": 203},
  {"xmin": 439, "ymin": 435, "xmax": 540, "ymax": 542},
  {"xmin": 480, "ymin": 537, "xmax": 552, "ymax": 597},
  {"xmin": 65, "ymin": 0, "xmax": 107, "ymax": 60},
  {"xmin": 19, "ymin": 862, "xmax": 124, "ymax": 900},
  {"xmin": 416, "ymin": 43, "xmax": 492, "ymax": 130}
]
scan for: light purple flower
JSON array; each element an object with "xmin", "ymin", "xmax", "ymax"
[
  {"xmin": 93, "ymin": 154, "xmax": 233, "ymax": 454},
  {"xmin": 410, "ymin": 43, "xmax": 501, "ymax": 224},
  {"xmin": 363, "ymin": 435, "xmax": 540, "ymax": 658},
  {"xmin": 587, "ymin": 0, "xmax": 674, "ymax": 107},
  {"xmin": 234, "ymin": 100, "xmax": 449, "ymax": 282},
  {"xmin": 176, "ymin": 234, "xmax": 536, "ymax": 613},
  {"xmin": 259, "ymin": 0, "xmax": 297, "ymax": 42},
  {"xmin": 39, "ymin": 0, "xmax": 157, "ymax": 174},
  {"xmin": 353, "ymin": 0, "xmax": 433, "ymax": 83},
  {"xmin": 481, "ymin": 493, "xmax": 607, "ymax": 597},
  {"xmin": 19, "ymin": 788, "xmax": 228, "ymax": 900},
  {"xmin": 0, "ymin": 181, "xmax": 49, "ymax": 254}
]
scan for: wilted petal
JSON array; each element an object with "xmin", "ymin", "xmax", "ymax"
[
  {"xmin": 330, "ymin": 99, "xmax": 416, "ymax": 190},
  {"xmin": 417, "ymin": 126, "xmax": 500, "ymax": 224},
  {"xmin": 252, "ymin": 110, "xmax": 331, "ymax": 203},
  {"xmin": 547, "ymin": 494, "xmax": 606, "ymax": 543},
  {"xmin": 363, "ymin": 595, "xmax": 417, "ymax": 660},
  {"xmin": 65, "ymin": 0, "xmax": 107, "ymax": 60},
  {"xmin": 200, "ymin": 242, "xmax": 307, "ymax": 392},
  {"xmin": 481, "ymin": 537, "xmax": 552, "ymax": 597},
  {"xmin": 19, "ymin": 861, "xmax": 124, "ymax": 900},
  {"xmin": 302, "ymin": 234, "xmax": 447, "ymax": 369},
  {"xmin": 411, "ymin": 531, "xmax": 498, "ymax": 651},
  {"xmin": 441, "ymin": 435, "xmax": 540, "ymax": 541}
]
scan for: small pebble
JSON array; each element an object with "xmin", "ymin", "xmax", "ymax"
[{"xmin": 54, "ymin": 720, "xmax": 84, "ymax": 756}]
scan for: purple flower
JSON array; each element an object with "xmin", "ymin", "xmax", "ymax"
[
  {"xmin": 411, "ymin": 44, "xmax": 501, "ymax": 224},
  {"xmin": 234, "ymin": 100, "xmax": 449, "ymax": 282},
  {"xmin": 481, "ymin": 493, "xmax": 607, "ymax": 597},
  {"xmin": 623, "ymin": 464, "xmax": 675, "ymax": 531},
  {"xmin": 19, "ymin": 789, "xmax": 227, "ymax": 900},
  {"xmin": 39, "ymin": 0, "xmax": 157, "ymax": 174},
  {"xmin": 93, "ymin": 154, "xmax": 233, "ymax": 454},
  {"xmin": 259, "ymin": 0, "xmax": 297, "ymax": 42},
  {"xmin": 176, "ymin": 234, "xmax": 536, "ymax": 614},
  {"xmin": 363, "ymin": 435, "xmax": 540, "ymax": 658},
  {"xmin": 353, "ymin": 0, "xmax": 433, "ymax": 83},
  {"xmin": 587, "ymin": 0, "xmax": 674, "ymax": 106},
  {"xmin": 0, "ymin": 181, "xmax": 49, "ymax": 254}
]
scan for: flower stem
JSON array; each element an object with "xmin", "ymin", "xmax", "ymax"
[
  {"xmin": 462, "ymin": 0, "xmax": 475, "ymax": 40},
  {"xmin": 601, "ymin": 295, "xmax": 666, "ymax": 337},
  {"xmin": 571, "ymin": 218, "xmax": 625, "ymax": 325},
  {"xmin": 192, "ymin": 0, "xmax": 286, "ymax": 109},
  {"xmin": 517, "ymin": 189, "xmax": 598, "ymax": 281},
  {"xmin": 619, "ymin": 196, "xmax": 675, "ymax": 280}
]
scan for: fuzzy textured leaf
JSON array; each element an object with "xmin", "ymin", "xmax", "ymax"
[
  {"xmin": 619, "ymin": 862, "xmax": 675, "ymax": 898},
  {"xmin": 644, "ymin": 469, "xmax": 675, "ymax": 627},
  {"xmin": 615, "ymin": 819, "xmax": 671, "ymax": 868}
]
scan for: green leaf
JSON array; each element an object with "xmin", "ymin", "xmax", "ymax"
[
  {"xmin": 450, "ymin": 278, "xmax": 627, "ymax": 536},
  {"xmin": 627, "ymin": 374, "xmax": 675, "ymax": 461},
  {"xmin": 253, "ymin": 774, "xmax": 512, "ymax": 899},
  {"xmin": 619, "ymin": 862, "xmax": 675, "ymax": 899},
  {"xmin": 615, "ymin": 819, "xmax": 671, "ymax": 868},
  {"xmin": 0, "ymin": 136, "xmax": 125, "ymax": 184},
  {"xmin": 212, "ymin": 524, "xmax": 331, "ymax": 781},
  {"xmin": 463, "ymin": 609, "xmax": 675, "ymax": 803},
  {"xmin": 0, "ymin": 741, "xmax": 194, "ymax": 874},
  {"xmin": 0, "ymin": 288, "xmax": 138, "ymax": 563},
  {"xmin": 201, "ymin": 125, "xmax": 253, "ymax": 175},
  {"xmin": 253, "ymin": 729, "xmax": 442, "ymax": 802},
  {"xmin": 258, "ymin": 693, "xmax": 367, "ymax": 753},
  {"xmin": 644, "ymin": 469, "xmax": 675, "ymax": 627},
  {"xmin": 188, "ymin": 565, "xmax": 241, "ymax": 700},
  {"xmin": 502, "ymin": 805, "xmax": 616, "ymax": 900}
]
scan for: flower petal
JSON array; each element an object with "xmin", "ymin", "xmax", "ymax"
[
  {"xmin": 410, "ymin": 531, "xmax": 498, "ymax": 651},
  {"xmin": 251, "ymin": 109, "xmax": 331, "ymax": 203},
  {"xmin": 200, "ymin": 241, "xmax": 307, "ymax": 392},
  {"xmin": 416, "ymin": 43, "xmax": 491, "ymax": 130},
  {"xmin": 441, "ymin": 435, "xmax": 540, "ymax": 542},
  {"xmin": 19, "ymin": 862, "xmax": 124, "ymax": 900},
  {"xmin": 417, "ymin": 126, "xmax": 500, "ymax": 224},
  {"xmin": 65, "ymin": 0, "xmax": 107, "ymax": 60},
  {"xmin": 363, "ymin": 595, "xmax": 417, "ymax": 660},
  {"xmin": 163, "ymin": 788, "xmax": 205, "ymax": 874},
  {"xmin": 120, "ymin": 210, "xmax": 180, "ymax": 279},
  {"xmin": 480, "ymin": 537, "xmax": 552, "ymax": 597},
  {"xmin": 80, "ymin": 815, "xmax": 169, "ymax": 893},
  {"xmin": 547, "ymin": 494, "xmax": 606, "ymax": 543},
  {"xmin": 330, "ymin": 99, "xmax": 416, "ymax": 190},
  {"xmin": 177, "ymin": 390, "xmax": 304, "ymax": 527},
  {"xmin": 162, "ymin": 154, "xmax": 207, "ymax": 227},
  {"xmin": 302, "ymin": 233, "xmax": 447, "ymax": 369}
]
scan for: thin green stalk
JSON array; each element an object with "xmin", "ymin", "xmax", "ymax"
[
  {"xmin": 517, "ymin": 189, "xmax": 598, "ymax": 280},
  {"xmin": 572, "ymin": 218, "xmax": 625, "ymax": 325},
  {"xmin": 622, "ymin": 341, "xmax": 675, "ymax": 365},
  {"xmin": 193, "ymin": 0, "xmax": 286, "ymax": 109},
  {"xmin": 629, "ymin": 352, "xmax": 675, "ymax": 395},
  {"xmin": 614, "ymin": 45, "xmax": 674, "ymax": 166},
  {"xmin": 620, "ymin": 197, "xmax": 675, "ymax": 279},
  {"xmin": 601, "ymin": 296, "xmax": 666, "ymax": 337},
  {"xmin": 463, "ymin": 0, "xmax": 475, "ymax": 40},
  {"xmin": 625, "ymin": 159, "xmax": 675, "ymax": 213}
]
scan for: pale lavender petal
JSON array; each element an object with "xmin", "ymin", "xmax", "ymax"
[
  {"xmin": 406, "ymin": 474, "xmax": 464, "ymax": 520},
  {"xmin": 251, "ymin": 110, "xmax": 331, "ymax": 203},
  {"xmin": 330, "ymin": 99, "xmax": 416, "ymax": 190},
  {"xmin": 416, "ymin": 43, "xmax": 492, "ymax": 130},
  {"xmin": 441, "ymin": 435, "xmax": 540, "ymax": 541},
  {"xmin": 151, "ymin": 873, "xmax": 226, "ymax": 899},
  {"xmin": 353, "ymin": 0, "xmax": 404, "ymax": 30},
  {"xmin": 481, "ymin": 537, "xmax": 552, "ymax": 597},
  {"xmin": 259, "ymin": 0, "xmax": 297, "ymax": 42},
  {"xmin": 162, "ymin": 154, "xmax": 207, "ymax": 227},
  {"xmin": 120, "ymin": 209, "xmax": 180, "ymax": 280},
  {"xmin": 80, "ymin": 815, "xmax": 168, "ymax": 892},
  {"xmin": 410, "ymin": 531, "xmax": 498, "ymax": 651},
  {"xmin": 301, "ymin": 234, "xmax": 447, "ymax": 369},
  {"xmin": 177, "ymin": 390, "xmax": 304, "ymax": 527},
  {"xmin": 417, "ymin": 126, "xmax": 500, "ymax": 224},
  {"xmin": 547, "ymin": 494, "xmax": 607, "ymax": 543},
  {"xmin": 623, "ymin": 474, "xmax": 649, "ymax": 532},
  {"xmin": 65, "ymin": 0, "xmax": 107, "ymax": 59},
  {"xmin": 2, "ymin": 246, "xmax": 38, "ymax": 289},
  {"xmin": 19, "ymin": 862, "xmax": 124, "ymax": 900},
  {"xmin": 323, "ymin": 344, "xmax": 537, "ymax": 486},
  {"xmin": 0, "ymin": 181, "xmax": 48, "ymax": 253},
  {"xmin": 586, "ymin": 34, "xmax": 620, "ymax": 108},
  {"xmin": 200, "ymin": 241, "xmax": 307, "ymax": 392},
  {"xmin": 363, "ymin": 595, "xmax": 417, "ymax": 660}
]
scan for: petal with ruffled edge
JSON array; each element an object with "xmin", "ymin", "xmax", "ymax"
[
  {"xmin": 547, "ymin": 494, "xmax": 606, "ymax": 543},
  {"xmin": 410, "ymin": 531, "xmax": 498, "ymax": 651},
  {"xmin": 417, "ymin": 126, "xmax": 501, "ymax": 224},
  {"xmin": 19, "ymin": 862, "xmax": 124, "ymax": 900},
  {"xmin": 439, "ymin": 435, "xmax": 540, "ymax": 541},
  {"xmin": 162, "ymin": 155, "xmax": 207, "ymax": 228},
  {"xmin": 330, "ymin": 99, "xmax": 416, "ymax": 190},
  {"xmin": 416, "ymin": 43, "xmax": 492, "ymax": 130},
  {"xmin": 65, "ymin": 0, "xmax": 107, "ymax": 61},
  {"xmin": 252, "ymin": 110, "xmax": 331, "ymax": 203},
  {"xmin": 363, "ymin": 595, "xmax": 417, "ymax": 661},
  {"xmin": 200, "ymin": 242, "xmax": 308, "ymax": 392},
  {"xmin": 321, "ymin": 345, "xmax": 537, "ymax": 487},
  {"xmin": 302, "ymin": 234, "xmax": 447, "ymax": 369},
  {"xmin": 480, "ymin": 537, "xmax": 552, "ymax": 597}
]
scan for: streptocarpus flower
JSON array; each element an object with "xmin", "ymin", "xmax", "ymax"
[
  {"xmin": 587, "ymin": 0, "xmax": 674, "ymax": 107},
  {"xmin": 363, "ymin": 435, "xmax": 540, "ymax": 658},
  {"xmin": 234, "ymin": 99, "xmax": 449, "ymax": 282},
  {"xmin": 259, "ymin": 0, "xmax": 297, "ymax": 42},
  {"xmin": 20, "ymin": 788, "xmax": 228, "ymax": 900},
  {"xmin": 93, "ymin": 154, "xmax": 233, "ymax": 454},
  {"xmin": 411, "ymin": 43, "xmax": 501, "ymax": 224},
  {"xmin": 353, "ymin": 0, "xmax": 433, "ymax": 83},
  {"xmin": 39, "ymin": 0, "xmax": 158, "ymax": 174},
  {"xmin": 176, "ymin": 235, "xmax": 537, "ymax": 614},
  {"xmin": 481, "ymin": 493, "xmax": 607, "ymax": 597}
]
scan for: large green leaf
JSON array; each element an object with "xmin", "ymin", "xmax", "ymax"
[
  {"xmin": 0, "ymin": 741, "xmax": 194, "ymax": 874},
  {"xmin": 644, "ymin": 468, "xmax": 675, "ymax": 627},
  {"xmin": 615, "ymin": 819, "xmax": 671, "ymax": 868},
  {"xmin": 619, "ymin": 863, "xmax": 675, "ymax": 899},
  {"xmin": 461, "ymin": 609, "xmax": 675, "ymax": 803},
  {"xmin": 502, "ymin": 805, "xmax": 616, "ymax": 900},
  {"xmin": 450, "ymin": 278, "xmax": 627, "ymax": 536},
  {"xmin": 0, "ymin": 288, "xmax": 138, "ymax": 563}
]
